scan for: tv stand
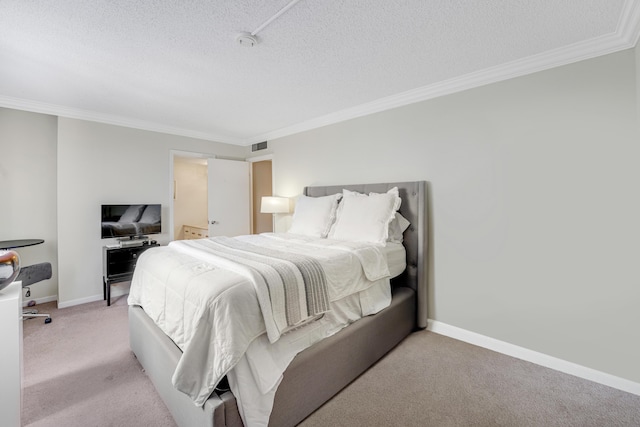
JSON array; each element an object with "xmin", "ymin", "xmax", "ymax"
[
  {"xmin": 119, "ymin": 234, "xmax": 149, "ymax": 241},
  {"xmin": 102, "ymin": 242, "xmax": 159, "ymax": 306}
]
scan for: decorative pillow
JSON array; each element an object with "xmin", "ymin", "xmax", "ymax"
[
  {"xmin": 330, "ymin": 188, "xmax": 400, "ymax": 244},
  {"xmin": 118, "ymin": 205, "xmax": 145, "ymax": 223},
  {"xmin": 387, "ymin": 212, "xmax": 411, "ymax": 243},
  {"xmin": 372, "ymin": 187, "xmax": 402, "ymax": 212},
  {"xmin": 139, "ymin": 205, "xmax": 161, "ymax": 224},
  {"xmin": 288, "ymin": 194, "xmax": 342, "ymax": 237},
  {"xmin": 329, "ymin": 188, "xmax": 365, "ymax": 233}
]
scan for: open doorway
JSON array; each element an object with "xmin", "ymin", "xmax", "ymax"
[
  {"xmin": 172, "ymin": 155, "xmax": 208, "ymax": 240},
  {"xmin": 170, "ymin": 151, "xmax": 273, "ymax": 240}
]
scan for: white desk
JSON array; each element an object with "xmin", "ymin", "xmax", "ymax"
[{"xmin": 0, "ymin": 281, "xmax": 22, "ymax": 427}]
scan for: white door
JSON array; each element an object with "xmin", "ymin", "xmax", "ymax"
[{"xmin": 207, "ymin": 158, "xmax": 250, "ymax": 237}]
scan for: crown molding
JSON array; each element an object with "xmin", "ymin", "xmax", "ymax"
[
  {"xmin": 248, "ymin": 23, "xmax": 638, "ymax": 144},
  {"xmin": 619, "ymin": 0, "xmax": 640, "ymax": 46},
  {"xmin": 0, "ymin": 95, "xmax": 245, "ymax": 146}
]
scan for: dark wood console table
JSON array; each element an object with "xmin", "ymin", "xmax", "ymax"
[{"xmin": 102, "ymin": 242, "xmax": 159, "ymax": 306}]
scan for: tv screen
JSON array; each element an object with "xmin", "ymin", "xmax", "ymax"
[{"xmin": 101, "ymin": 204, "xmax": 162, "ymax": 239}]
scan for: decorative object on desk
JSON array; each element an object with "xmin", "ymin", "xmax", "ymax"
[
  {"xmin": 18, "ymin": 262, "xmax": 52, "ymax": 324},
  {"xmin": 0, "ymin": 250, "xmax": 20, "ymax": 292},
  {"xmin": 260, "ymin": 196, "xmax": 290, "ymax": 214}
]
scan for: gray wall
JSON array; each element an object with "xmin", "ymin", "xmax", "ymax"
[
  {"xmin": 0, "ymin": 109, "xmax": 58, "ymax": 301},
  {"xmin": 269, "ymin": 47, "xmax": 640, "ymax": 384}
]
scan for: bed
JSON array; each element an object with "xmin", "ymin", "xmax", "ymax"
[{"xmin": 128, "ymin": 181, "xmax": 427, "ymax": 426}]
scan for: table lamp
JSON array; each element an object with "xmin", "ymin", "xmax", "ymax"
[
  {"xmin": 260, "ymin": 196, "xmax": 290, "ymax": 214},
  {"xmin": 261, "ymin": 196, "xmax": 290, "ymax": 231}
]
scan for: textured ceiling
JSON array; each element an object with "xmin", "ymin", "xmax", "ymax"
[{"xmin": 1, "ymin": 1, "xmax": 639, "ymax": 145}]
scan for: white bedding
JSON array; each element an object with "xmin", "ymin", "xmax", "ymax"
[
  {"xmin": 229, "ymin": 280, "xmax": 391, "ymax": 426},
  {"xmin": 381, "ymin": 241, "xmax": 406, "ymax": 278},
  {"xmin": 128, "ymin": 233, "xmax": 405, "ymax": 426}
]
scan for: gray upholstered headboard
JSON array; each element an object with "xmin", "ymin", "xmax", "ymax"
[{"xmin": 304, "ymin": 181, "xmax": 427, "ymax": 329}]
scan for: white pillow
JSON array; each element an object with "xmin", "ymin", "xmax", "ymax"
[
  {"xmin": 288, "ymin": 194, "xmax": 342, "ymax": 237},
  {"xmin": 387, "ymin": 212, "xmax": 411, "ymax": 243},
  {"xmin": 329, "ymin": 188, "xmax": 365, "ymax": 233},
  {"xmin": 330, "ymin": 190, "xmax": 399, "ymax": 244},
  {"xmin": 329, "ymin": 187, "xmax": 404, "ymax": 241},
  {"xmin": 373, "ymin": 187, "xmax": 402, "ymax": 212}
]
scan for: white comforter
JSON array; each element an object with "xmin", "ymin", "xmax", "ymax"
[{"xmin": 127, "ymin": 233, "xmax": 394, "ymax": 421}]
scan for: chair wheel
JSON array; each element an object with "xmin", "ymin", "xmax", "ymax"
[{"xmin": 44, "ymin": 318, "xmax": 52, "ymax": 324}]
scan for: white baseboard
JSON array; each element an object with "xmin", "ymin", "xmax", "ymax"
[
  {"xmin": 427, "ymin": 319, "xmax": 640, "ymax": 397},
  {"xmin": 22, "ymin": 295, "xmax": 57, "ymax": 307},
  {"xmin": 57, "ymin": 294, "xmax": 103, "ymax": 308},
  {"xmin": 57, "ymin": 287, "xmax": 129, "ymax": 309}
]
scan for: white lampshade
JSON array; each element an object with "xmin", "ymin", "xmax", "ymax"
[{"xmin": 261, "ymin": 196, "xmax": 289, "ymax": 214}]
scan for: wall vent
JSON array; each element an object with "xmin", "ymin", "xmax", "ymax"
[{"xmin": 252, "ymin": 141, "xmax": 268, "ymax": 152}]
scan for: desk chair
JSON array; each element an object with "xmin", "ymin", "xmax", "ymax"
[{"xmin": 18, "ymin": 262, "xmax": 52, "ymax": 324}]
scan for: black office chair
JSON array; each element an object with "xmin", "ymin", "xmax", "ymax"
[{"xmin": 18, "ymin": 262, "xmax": 52, "ymax": 324}]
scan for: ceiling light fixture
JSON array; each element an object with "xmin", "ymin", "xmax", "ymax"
[
  {"xmin": 236, "ymin": 32, "xmax": 258, "ymax": 47},
  {"xmin": 236, "ymin": 0, "xmax": 303, "ymax": 47}
]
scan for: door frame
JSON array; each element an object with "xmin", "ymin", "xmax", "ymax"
[
  {"xmin": 246, "ymin": 154, "xmax": 274, "ymax": 234},
  {"xmin": 169, "ymin": 150, "xmax": 212, "ymax": 241}
]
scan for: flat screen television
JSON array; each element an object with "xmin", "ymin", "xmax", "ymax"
[{"xmin": 101, "ymin": 204, "xmax": 162, "ymax": 239}]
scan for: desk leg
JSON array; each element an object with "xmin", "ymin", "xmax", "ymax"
[
  {"xmin": 103, "ymin": 277, "xmax": 106, "ymax": 301},
  {"xmin": 106, "ymin": 278, "xmax": 111, "ymax": 306}
]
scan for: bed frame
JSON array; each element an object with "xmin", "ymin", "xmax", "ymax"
[{"xmin": 128, "ymin": 181, "xmax": 428, "ymax": 426}]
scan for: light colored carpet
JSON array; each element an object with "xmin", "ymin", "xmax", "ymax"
[
  {"xmin": 23, "ymin": 297, "xmax": 640, "ymax": 427},
  {"xmin": 22, "ymin": 296, "xmax": 176, "ymax": 427},
  {"xmin": 300, "ymin": 331, "xmax": 640, "ymax": 427}
]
